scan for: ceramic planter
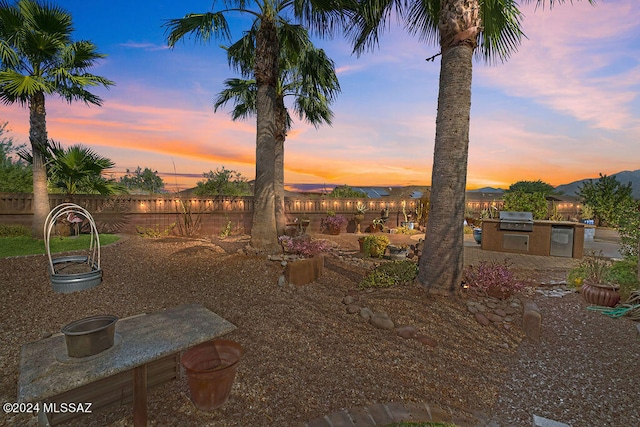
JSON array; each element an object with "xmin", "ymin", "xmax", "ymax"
[
  {"xmin": 581, "ymin": 282, "xmax": 620, "ymax": 307},
  {"xmin": 473, "ymin": 228, "xmax": 482, "ymax": 244},
  {"xmin": 182, "ymin": 339, "xmax": 244, "ymax": 412},
  {"xmin": 387, "ymin": 245, "xmax": 409, "ymax": 260}
]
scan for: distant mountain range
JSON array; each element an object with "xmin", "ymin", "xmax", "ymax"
[
  {"xmin": 554, "ymin": 170, "xmax": 640, "ymax": 199},
  {"xmin": 286, "ymin": 170, "xmax": 640, "ymax": 199},
  {"xmin": 466, "ymin": 170, "xmax": 640, "ymax": 199}
]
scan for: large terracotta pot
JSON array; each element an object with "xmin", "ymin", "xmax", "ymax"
[
  {"xmin": 581, "ymin": 282, "xmax": 620, "ymax": 307},
  {"xmin": 181, "ymin": 339, "xmax": 244, "ymax": 411}
]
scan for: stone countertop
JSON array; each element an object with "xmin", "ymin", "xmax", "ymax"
[
  {"xmin": 481, "ymin": 219, "xmax": 585, "ymax": 227},
  {"xmin": 18, "ymin": 304, "xmax": 237, "ymax": 403}
]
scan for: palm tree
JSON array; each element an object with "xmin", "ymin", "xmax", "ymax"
[
  {"xmin": 46, "ymin": 141, "xmax": 124, "ymax": 196},
  {"xmin": 214, "ymin": 24, "xmax": 340, "ymax": 235},
  {"xmin": 0, "ymin": 0, "xmax": 114, "ymax": 238},
  {"xmin": 164, "ymin": 0, "xmax": 345, "ymax": 252},
  {"xmin": 19, "ymin": 140, "xmax": 125, "ymax": 195},
  {"xmin": 349, "ymin": 0, "xmax": 593, "ymax": 295}
]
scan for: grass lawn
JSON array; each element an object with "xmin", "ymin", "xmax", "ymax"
[{"xmin": 0, "ymin": 234, "xmax": 120, "ymax": 258}]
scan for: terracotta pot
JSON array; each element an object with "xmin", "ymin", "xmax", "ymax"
[
  {"xmin": 581, "ymin": 282, "xmax": 620, "ymax": 307},
  {"xmin": 328, "ymin": 225, "xmax": 341, "ymax": 235},
  {"xmin": 181, "ymin": 339, "xmax": 244, "ymax": 412}
]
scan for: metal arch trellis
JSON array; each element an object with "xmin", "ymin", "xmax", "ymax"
[{"xmin": 44, "ymin": 203, "xmax": 103, "ymax": 293}]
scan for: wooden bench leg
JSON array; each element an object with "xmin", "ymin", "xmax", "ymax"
[{"xmin": 133, "ymin": 365, "xmax": 147, "ymax": 427}]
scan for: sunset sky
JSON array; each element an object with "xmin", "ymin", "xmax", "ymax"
[{"xmin": 1, "ymin": 0, "xmax": 638, "ymax": 192}]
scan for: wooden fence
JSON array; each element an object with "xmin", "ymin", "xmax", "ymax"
[
  {"xmin": 0, "ymin": 193, "xmax": 424, "ymax": 235},
  {"xmin": 0, "ymin": 193, "xmax": 582, "ymax": 236}
]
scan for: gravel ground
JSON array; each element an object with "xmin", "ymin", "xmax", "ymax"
[{"xmin": 0, "ymin": 234, "xmax": 638, "ymax": 427}]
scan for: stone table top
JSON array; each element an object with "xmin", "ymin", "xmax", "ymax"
[{"xmin": 18, "ymin": 304, "xmax": 237, "ymax": 403}]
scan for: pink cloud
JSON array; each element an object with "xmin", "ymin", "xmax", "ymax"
[{"xmin": 478, "ymin": 0, "xmax": 639, "ymax": 130}]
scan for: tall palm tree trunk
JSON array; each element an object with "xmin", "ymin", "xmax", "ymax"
[
  {"xmin": 274, "ymin": 96, "xmax": 287, "ymax": 236},
  {"xmin": 251, "ymin": 18, "xmax": 280, "ymax": 252},
  {"xmin": 418, "ymin": 0, "xmax": 478, "ymax": 294},
  {"xmin": 29, "ymin": 91, "xmax": 50, "ymax": 239}
]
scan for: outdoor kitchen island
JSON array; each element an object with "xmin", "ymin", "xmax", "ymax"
[{"xmin": 481, "ymin": 214, "xmax": 585, "ymax": 259}]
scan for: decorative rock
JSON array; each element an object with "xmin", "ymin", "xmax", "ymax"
[
  {"xmin": 503, "ymin": 323, "xmax": 511, "ymax": 331},
  {"xmin": 415, "ymin": 335, "xmax": 438, "ymax": 348},
  {"xmin": 370, "ymin": 312, "xmax": 395, "ymax": 330},
  {"xmin": 503, "ymin": 307, "xmax": 516, "ymax": 315},
  {"xmin": 467, "ymin": 306, "xmax": 478, "ymax": 314},
  {"xmin": 360, "ymin": 307, "xmax": 374, "ymax": 320},
  {"xmin": 395, "ymin": 325, "xmax": 418, "ymax": 339},
  {"xmin": 475, "ymin": 313, "xmax": 490, "ymax": 326},
  {"xmin": 343, "ymin": 296, "xmax": 355, "ymax": 305},
  {"xmin": 346, "ymin": 304, "xmax": 361, "ymax": 314},
  {"xmin": 486, "ymin": 312, "xmax": 503, "ymax": 323},
  {"xmin": 486, "ymin": 302, "xmax": 497, "ymax": 309},
  {"xmin": 532, "ymin": 414, "xmax": 571, "ymax": 427},
  {"xmin": 475, "ymin": 304, "xmax": 487, "ymax": 313},
  {"xmin": 523, "ymin": 300, "xmax": 541, "ymax": 343},
  {"xmin": 494, "ymin": 308, "xmax": 507, "ymax": 317},
  {"xmin": 278, "ymin": 275, "xmax": 286, "ymax": 287}
]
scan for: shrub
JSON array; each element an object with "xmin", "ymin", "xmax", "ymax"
[
  {"xmin": 278, "ymin": 236, "xmax": 331, "ymax": 258},
  {"xmin": 328, "ymin": 185, "xmax": 366, "ymax": 198},
  {"xmin": 0, "ymin": 224, "xmax": 30, "ymax": 237},
  {"xmin": 360, "ymin": 234, "xmax": 390, "ymax": 258},
  {"xmin": 503, "ymin": 191, "xmax": 548, "ymax": 219},
  {"xmin": 462, "ymin": 260, "xmax": 528, "ymax": 297},
  {"xmin": 359, "ymin": 260, "xmax": 418, "ymax": 289},
  {"xmin": 321, "ymin": 214, "xmax": 347, "ymax": 230},
  {"xmin": 566, "ymin": 251, "xmax": 611, "ymax": 290},
  {"xmin": 135, "ymin": 223, "xmax": 175, "ymax": 238},
  {"xmin": 616, "ymin": 201, "xmax": 640, "ymax": 259},
  {"xmin": 607, "ymin": 259, "xmax": 640, "ymax": 301},
  {"xmin": 569, "ymin": 256, "xmax": 639, "ymax": 300}
]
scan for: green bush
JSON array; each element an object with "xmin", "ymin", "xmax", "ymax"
[
  {"xmin": 328, "ymin": 184, "xmax": 366, "ymax": 198},
  {"xmin": 607, "ymin": 259, "xmax": 639, "ymax": 301},
  {"xmin": 359, "ymin": 260, "xmax": 418, "ymax": 289},
  {"xmin": 503, "ymin": 191, "xmax": 548, "ymax": 220},
  {"xmin": 360, "ymin": 235, "xmax": 390, "ymax": 258},
  {"xmin": 0, "ymin": 224, "xmax": 30, "ymax": 237}
]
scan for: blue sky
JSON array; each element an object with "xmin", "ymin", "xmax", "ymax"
[{"xmin": 1, "ymin": 0, "xmax": 638, "ymax": 191}]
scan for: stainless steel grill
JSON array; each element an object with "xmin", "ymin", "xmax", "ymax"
[{"xmin": 499, "ymin": 211, "xmax": 534, "ymax": 232}]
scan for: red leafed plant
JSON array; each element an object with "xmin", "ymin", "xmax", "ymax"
[
  {"xmin": 462, "ymin": 260, "xmax": 528, "ymax": 298},
  {"xmin": 278, "ymin": 236, "xmax": 332, "ymax": 258}
]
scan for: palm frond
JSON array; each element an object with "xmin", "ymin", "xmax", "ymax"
[
  {"xmin": 164, "ymin": 12, "xmax": 232, "ymax": 47},
  {"xmin": 347, "ymin": 0, "xmax": 404, "ymax": 55},
  {"xmin": 404, "ymin": 0, "xmax": 439, "ymax": 46},
  {"xmin": 292, "ymin": 0, "xmax": 357, "ymax": 37},
  {"xmin": 214, "ymin": 78, "xmax": 258, "ymax": 121},
  {"xmin": 224, "ymin": 31, "xmax": 257, "ymax": 76},
  {"xmin": 522, "ymin": 0, "xmax": 596, "ymax": 10},
  {"xmin": 477, "ymin": 0, "xmax": 525, "ymax": 64}
]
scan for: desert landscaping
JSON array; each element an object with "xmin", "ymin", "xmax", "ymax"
[{"xmin": 1, "ymin": 232, "xmax": 638, "ymax": 427}]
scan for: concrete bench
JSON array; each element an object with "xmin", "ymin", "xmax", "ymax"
[{"xmin": 18, "ymin": 304, "xmax": 237, "ymax": 426}]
